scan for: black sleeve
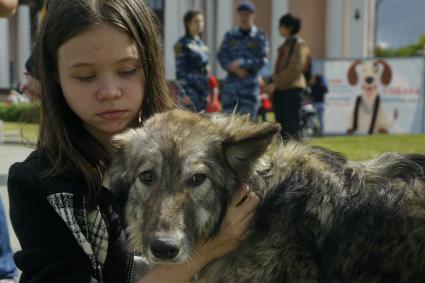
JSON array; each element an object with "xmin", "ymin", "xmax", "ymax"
[{"xmin": 8, "ymin": 163, "xmax": 94, "ymax": 283}]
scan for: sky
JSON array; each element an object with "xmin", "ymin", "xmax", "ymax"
[{"xmin": 377, "ymin": 0, "xmax": 425, "ymax": 48}]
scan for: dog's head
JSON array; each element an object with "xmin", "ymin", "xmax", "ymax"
[
  {"xmin": 347, "ymin": 60, "xmax": 392, "ymax": 104},
  {"xmin": 109, "ymin": 109, "xmax": 280, "ymax": 264}
]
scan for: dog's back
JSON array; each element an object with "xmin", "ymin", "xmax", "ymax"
[{"xmin": 110, "ymin": 110, "xmax": 425, "ymax": 283}]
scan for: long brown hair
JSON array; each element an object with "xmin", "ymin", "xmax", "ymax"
[{"xmin": 36, "ymin": 0, "xmax": 174, "ymax": 209}]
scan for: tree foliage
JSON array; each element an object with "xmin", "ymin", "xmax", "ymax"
[{"xmin": 375, "ymin": 35, "xmax": 425, "ymax": 57}]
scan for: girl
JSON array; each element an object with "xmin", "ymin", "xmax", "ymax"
[
  {"xmin": 174, "ymin": 10, "xmax": 210, "ymax": 112},
  {"xmin": 7, "ymin": 0, "xmax": 259, "ymax": 282}
]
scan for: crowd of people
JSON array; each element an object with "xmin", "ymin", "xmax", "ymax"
[{"xmin": 173, "ymin": 2, "xmax": 327, "ymax": 139}]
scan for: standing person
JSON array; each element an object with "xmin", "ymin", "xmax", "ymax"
[
  {"xmin": 309, "ymin": 74, "xmax": 328, "ymax": 136},
  {"xmin": 174, "ymin": 10, "xmax": 209, "ymax": 111},
  {"xmin": 0, "ymin": 1, "xmax": 19, "ymax": 282},
  {"xmin": 20, "ymin": 0, "xmax": 48, "ymax": 100},
  {"xmin": 217, "ymin": 1, "xmax": 269, "ymax": 120},
  {"xmin": 267, "ymin": 13, "xmax": 311, "ymax": 140},
  {"xmin": 7, "ymin": 0, "xmax": 260, "ymax": 282}
]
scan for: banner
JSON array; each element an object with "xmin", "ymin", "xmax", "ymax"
[{"xmin": 323, "ymin": 57, "xmax": 424, "ymax": 135}]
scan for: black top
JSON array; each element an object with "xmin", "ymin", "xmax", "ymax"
[
  {"xmin": 7, "ymin": 151, "xmax": 134, "ymax": 283},
  {"xmin": 310, "ymin": 84, "xmax": 328, "ymax": 103}
]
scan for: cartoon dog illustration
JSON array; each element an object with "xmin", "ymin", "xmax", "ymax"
[{"xmin": 347, "ymin": 60, "xmax": 397, "ymax": 134}]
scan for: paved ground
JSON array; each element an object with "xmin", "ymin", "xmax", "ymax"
[{"xmin": 0, "ymin": 142, "xmax": 34, "ymax": 253}]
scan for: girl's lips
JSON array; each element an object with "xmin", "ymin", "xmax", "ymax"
[{"xmin": 97, "ymin": 110, "xmax": 128, "ymax": 119}]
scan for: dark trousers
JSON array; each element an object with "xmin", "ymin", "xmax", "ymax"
[{"xmin": 273, "ymin": 88, "xmax": 304, "ymax": 140}]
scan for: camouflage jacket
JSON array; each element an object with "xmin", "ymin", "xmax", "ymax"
[
  {"xmin": 174, "ymin": 35, "xmax": 209, "ymax": 82},
  {"xmin": 217, "ymin": 26, "xmax": 269, "ymax": 79}
]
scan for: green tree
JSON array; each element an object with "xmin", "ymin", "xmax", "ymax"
[{"xmin": 376, "ymin": 35, "xmax": 425, "ymax": 57}]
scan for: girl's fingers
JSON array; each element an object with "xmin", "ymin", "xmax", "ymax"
[
  {"xmin": 224, "ymin": 191, "xmax": 260, "ymax": 228},
  {"xmin": 239, "ymin": 211, "xmax": 255, "ymax": 236},
  {"xmin": 236, "ymin": 192, "xmax": 261, "ymax": 218},
  {"xmin": 230, "ymin": 184, "xmax": 250, "ymax": 207}
]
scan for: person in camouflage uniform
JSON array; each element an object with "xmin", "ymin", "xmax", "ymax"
[
  {"xmin": 217, "ymin": 1, "xmax": 269, "ymax": 120},
  {"xmin": 174, "ymin": 9, "xmax": 209, "ymax": 111}
]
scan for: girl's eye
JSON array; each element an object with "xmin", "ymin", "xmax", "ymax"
[
  {"xmin": 187, "ymin": 174, "xmax": 207, "ymax": 187},
  {"xmin": 75, "ymin": 75, "xmax": 95, "ymax": 82},
  {"xmin": 140, "ymin": 171, "xmax": 155, "ymax": 185},
  {"xmin": 119, "ymin": 68, "xmax": 139, "ymax": 76}
]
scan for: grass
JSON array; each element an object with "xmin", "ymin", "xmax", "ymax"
[
  {"xmin": 2, "ymin": 122, "xmax": 39, "ymax": 144},
  {"xmin": 308, "ymin": 134, "xmax": 425, "ymax": 161},
  {"xmin": 3, "ymin": 121, "xmax": 424, "ymax": 161},
  {"xmin": 263, "ymin": 112, "xmax": 424, "ymax": 161}
]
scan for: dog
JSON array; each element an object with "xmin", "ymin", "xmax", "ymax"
[
  {"xmin": 109, "ymin": 109, "xmax": 425, "ymax": 282},
  {"xmin": 347, "ymin": 60, "xmax": 397, "ymax": 135}
]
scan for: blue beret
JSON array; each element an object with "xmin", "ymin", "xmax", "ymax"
[{"xmin": 237, "ymin": 1, "xmax": 256, "ymax": 13}]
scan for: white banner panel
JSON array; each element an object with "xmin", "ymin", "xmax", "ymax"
[{"xmin": 323, "ymin": 57, "xmax": 424, "ymax": 135}]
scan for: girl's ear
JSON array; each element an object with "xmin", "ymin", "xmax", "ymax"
[{"xmin": 223, "ymin": 122, "xmax": 280, "ymax": 176}]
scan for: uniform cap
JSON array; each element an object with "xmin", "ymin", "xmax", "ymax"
[{"xmin": 237, "ymin": 1, "xmax": 256, "ymax": 13}]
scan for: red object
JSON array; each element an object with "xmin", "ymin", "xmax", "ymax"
[
  {"xmin": 206, "ymin": 76, "xmax": 222, "ymax": 112},
  {"xmin": 209, "ymin": 76, "xmax": 218, "ymax": 89},
  {"xmin": 261, "ymin": 96, "xmax": 273, "ymax": 111},
  {"xmin": 206, "ymin": 97, "xmax": 221, "ymax": 112}
]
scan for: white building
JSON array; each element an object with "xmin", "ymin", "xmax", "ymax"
[
  {"xmin": 0, "ymin": 1, "xmax": 31, "ymax": 94},
  {"xmin": 0, "ymin": 0, "xmax": 378, "ymax": 93}
]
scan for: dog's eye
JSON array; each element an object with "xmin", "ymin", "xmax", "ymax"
[
  {"xmin": 188, "ymin": 174, "xmax": 207, "ymax": 187},
  {"xmin": 140, "ymin": 171, "xmax": 155, "ymax": 185}
]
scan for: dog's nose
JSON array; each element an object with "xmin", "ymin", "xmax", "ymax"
[
  {"xmin": 365, "ymin": 76, "xmax": 374, "ymax": 84},
  {"xmin": 150, "ymin": 238, "xmax": 180, "ymax": 260}
]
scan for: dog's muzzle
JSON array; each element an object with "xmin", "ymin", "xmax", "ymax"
[
  {"xmin": 365, "ymin": 76, "xmax": 374, "ymax": 84},
  {"xmin": 148, "ymin": 236, "xmax": 181, "ymax": 260}
]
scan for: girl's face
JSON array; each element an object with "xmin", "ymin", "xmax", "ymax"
[
  {"xmin": 58, "ymin": 25, "xmax": 144, "ymax": 146},
  {"xmin": 188, "ymin": 14, "xmax": 204, "ymax": 36}
]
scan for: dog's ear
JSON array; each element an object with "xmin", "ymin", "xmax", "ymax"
[
  {"xmin": 347, "ymin": 60, "xmax": 362, "ymax": 85},
  {"xmin": 109, "ymin": 129, "xmax": 138, "ymax": 194},
  {"xmin": 111, "ymin": 128, "xmax": 138, "ymax": 150},
  {"xmin": 223, "ymin": 122, "xmax": 280, "ymax": 174},
  {"xmin": 374, "ymin": 60, "xmax": 392, "ymax": 85}
]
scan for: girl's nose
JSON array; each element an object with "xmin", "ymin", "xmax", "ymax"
[{"xmin": 96, "ymin": 78, "xmax": 122, "ymax": 100}]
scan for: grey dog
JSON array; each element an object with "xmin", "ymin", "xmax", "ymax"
[{"xmin": 109, "ymin": 109, "xmax": 425, "ymax": 283}]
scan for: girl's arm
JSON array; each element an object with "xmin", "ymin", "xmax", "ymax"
[{"xmin": 137, "ymin": 186, "xmax": 260, "ymax": 283}]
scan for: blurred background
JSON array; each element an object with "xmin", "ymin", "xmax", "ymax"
[
  {"xmin": 2, "ymin": 0, "xmax": 424, "ymax": 84},
  {"xmin": 0, "ymin": 0, "xmax": 424, "ymax": 136}
]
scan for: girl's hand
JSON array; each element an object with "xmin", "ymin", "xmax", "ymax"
[{"xmin": 194, "ymin": 185, "xmax": 260, "ymax": 266}]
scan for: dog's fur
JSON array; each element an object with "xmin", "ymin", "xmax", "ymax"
[{"xmin": 109, "ymin": 109, "xmax": 425, "ymax": 283}]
